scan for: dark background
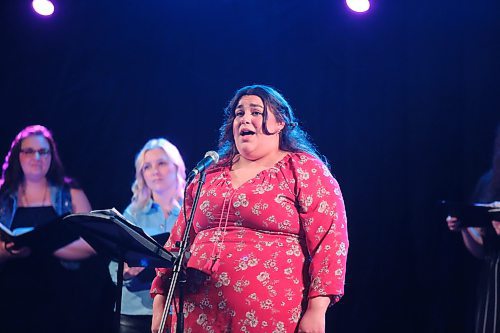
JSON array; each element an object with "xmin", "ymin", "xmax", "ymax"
[{"xmin": 1, "ymin": 0, "xmax": 499, "ymax": 332}]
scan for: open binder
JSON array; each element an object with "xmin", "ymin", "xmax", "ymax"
[
  {"xmin": 440, "ymin": 200, "xmax": 500, "ymax": 227},
  {"xmin": 62, "ymin": 208, "xmax": 175, "ymax": 267},
  {"xmin": 0, "ymin": 214, "xmax": 79, "ymax": 253}
]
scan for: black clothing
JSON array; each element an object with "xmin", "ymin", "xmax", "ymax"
[{"xmin": 471, "ymin": 171, "xmax": 500, "ymax": 333}]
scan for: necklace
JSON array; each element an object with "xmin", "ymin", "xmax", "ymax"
[{"xmin": 21, "ymin": 183, "xmax": 48, "ymax": 207}]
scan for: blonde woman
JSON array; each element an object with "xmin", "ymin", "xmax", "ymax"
[{"xmin": 110, "ymin": 138, "xmax": 186, "ymax": 333}]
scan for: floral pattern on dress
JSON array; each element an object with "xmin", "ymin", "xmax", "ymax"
[{"xmin": 151, "ymin": 152, "xmax": 348, "ymax": 332}]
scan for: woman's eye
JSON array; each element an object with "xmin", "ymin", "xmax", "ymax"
[
  {"xmin": 143, "ymin": 164, "xmax": 151, "ymax": 171},
  {"xmin": 251, "ymin": 111, "xmax": 263, "ymax": 116},
  {"xmin": 235, "ymin": 111, "xmax": 244, "ymax": 117}
]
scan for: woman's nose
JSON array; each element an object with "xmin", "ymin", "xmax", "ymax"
[{"xmin": 240, "ymin": 114, "xmax": 251, "ymax": 124}]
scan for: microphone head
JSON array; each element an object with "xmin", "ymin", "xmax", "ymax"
[{"xmin": 204, "ymin": 151, "xmax": 219, "ymax": 163}]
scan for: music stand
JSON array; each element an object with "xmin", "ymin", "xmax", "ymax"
[{"xmin": 63, "ymin": 208, "xmax": 176, "ymax": 333}]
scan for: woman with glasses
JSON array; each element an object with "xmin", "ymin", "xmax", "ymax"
[
  {"xmin": 0, "ymin": 124, "xmax": 113, "ymax": 333},
  {"xmin": 109, "ymin": 138, "xmax": 186, "ymax": 333}
]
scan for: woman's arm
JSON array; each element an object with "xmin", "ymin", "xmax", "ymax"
[
  {"xmin": 53, "ymin": 188, "xmax": 95, "ymax": 260},
  {"xmin": 446, "ymin": 216, "xmax": 484, "ymax": 259},
  {"xmin": 492, "ymin": 220, "xmax": 500, "ymax": 236},
  {"xmin": 295, "ymin": 156, "xmax": 348, "ymax": 331},
  {"xmin": 298, "ymin": 296, "xmax": 331, "ymax": 333},
  {"xmin": 151, "ymin": 294, "xmax": 167, "ymax": 333},
  {"xmin": 461, "ymin": 227, "xmax": 484, "ymax": 258},
  {"xmin": 69, "ymin": 188, "xmax": 92, "ymax": 213}
]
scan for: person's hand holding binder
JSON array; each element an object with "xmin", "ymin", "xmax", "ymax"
[
  {"xmin": 446, "ymin": 216, "xmax": 462, "ymax": 231},
  {"xmin": 0, "ymin": 240, "xmax": 31, "ymax": 263},
  {"xmin": 123, "ymin": 262, "xmax": 145, "ymax": 280}
]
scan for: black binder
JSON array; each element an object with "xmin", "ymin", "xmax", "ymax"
[
  {"xmin": 0, "ymin": 215, "xmax": 79, "ymax": 253},
  {"xmin": 440, "ymin": 200, "xmax": 500, "ymax": 227}
]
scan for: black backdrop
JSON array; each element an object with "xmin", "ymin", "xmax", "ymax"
[{"xmin": 1, "ymin": 0, "xmax": 499, "ymax": 332}]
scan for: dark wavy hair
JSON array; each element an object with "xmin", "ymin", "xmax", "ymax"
[
  {"xmin": 217, "ymin": 84, "xmax": 326, "ymax": 167},
  {"xmin": 0, "ymin": 125, "xmax": 73, "ymax": 197}
]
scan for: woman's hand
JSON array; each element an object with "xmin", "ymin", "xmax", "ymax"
[
  {"xmin": 446, "ymin": 216, "xmax": 462, "ymax": 232},
  {"xmin": 123, "ymin": 263, "xmax": 145, "ymax": 280},
  {"xmin": 298, "ymin": 308, "xmax": 326, "ymax": 333},
  {"xmin": 151, "ymin": 294, "xmax": 167, "ymax": 333},
  {"xmin": 53, "ymin": 238, "xmax": 95, "ymax": 260},
  {"xmin": 492, "ymin": 220, "xmax": 500, "ymax": 236},
  {"xmin": 298, "ymin": 296, "xmax": 330, "ymax": 333},
  {"xmin": 0, "ymin": 241, "xmax": 31, "ymax": 263}
]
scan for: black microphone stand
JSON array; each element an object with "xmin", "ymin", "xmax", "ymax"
[{"xmin": 158, "ymin": 171, "xmax": 206, "ymax": 333}]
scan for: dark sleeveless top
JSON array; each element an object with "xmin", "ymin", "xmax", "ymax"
[
  {"xmin": 11, "ymin": 206, "xmax": 58, "ymax": 230},
  {"xmin": 0, "ymin": 189, "xmax": 115, "ymax": 333},
  {"xmin": 0, "ymin": 206, "xmax": 68, "ymax": 332}
]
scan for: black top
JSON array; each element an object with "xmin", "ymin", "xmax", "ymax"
[
  {"xmin": 0, "ymin": 207, "xmax": 115, "ymax": 333},
  {"xmin": 10, "ymin": 206, "xmax": 57, "ymax": 230}
]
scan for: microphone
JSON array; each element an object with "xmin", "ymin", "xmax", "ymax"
[{"xmin": 187, "ymin": 151, "xmax": 219, "ymax": 182}]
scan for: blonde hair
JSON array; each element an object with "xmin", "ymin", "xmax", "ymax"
[{"xmin": 130, "ymin": 138, "xmax": 186, "ymax": 212}]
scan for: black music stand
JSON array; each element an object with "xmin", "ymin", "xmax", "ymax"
[{"xmin": 63, "ymin": 208, "xmax": 176, "ymax": 333}]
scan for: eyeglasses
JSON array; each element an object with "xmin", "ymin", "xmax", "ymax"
[{"xmin": 20, "ymin": 148, "xmax": 51, "ymax": 157}]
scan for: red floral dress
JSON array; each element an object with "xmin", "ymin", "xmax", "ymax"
[{"xmin": 151, "ymin": 152, "xmax": 349, "ymax": 333}]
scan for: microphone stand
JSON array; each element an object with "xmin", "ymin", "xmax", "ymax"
[{"xmin": 158, "ymin": 171, "xmax": 206, "ymax": 333}]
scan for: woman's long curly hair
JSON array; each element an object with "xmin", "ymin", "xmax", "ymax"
[
  {"xmin": 217, "ymin": 84, "xmax": 325, "ymax": 167},
  {"xmin": 0, "ymin": 125, "xmax": 70, "ymax": 198},
  {"xmin": 129, "ymin": 138, "xmax": 186, "ymax": 213}
]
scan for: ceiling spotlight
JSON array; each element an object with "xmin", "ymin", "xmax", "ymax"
[
  {"xmin": 32, "ymin": 0, "xmax": 55, "ymax": 16},
  {"xmin": 346, "ymin": 0, "xmax": 370, "ymax": 13}
]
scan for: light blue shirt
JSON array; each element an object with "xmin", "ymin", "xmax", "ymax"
[{"xmin": 109, "ymin": 199, "xmax": 180, "ymax": 315}]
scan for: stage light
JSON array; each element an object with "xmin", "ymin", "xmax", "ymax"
[
  {"xmin": 346, "ymin": 0, "xmax": 370, "ymax": 13},
  {"xmin": 32, "ymin": 0, "xmax": 55, "ymax": 16}
]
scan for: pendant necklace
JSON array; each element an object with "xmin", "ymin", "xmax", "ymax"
[{"xmin": 22, "ymin": 184, "xmax": 48, "ymax": 207}]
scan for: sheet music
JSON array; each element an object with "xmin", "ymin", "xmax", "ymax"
[{"xmin": 474, "ymin": 201, "xmax": 500, "ymax": 208}]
